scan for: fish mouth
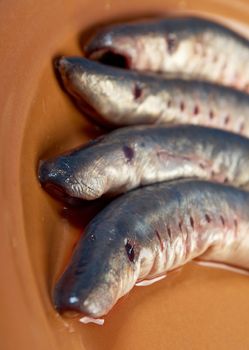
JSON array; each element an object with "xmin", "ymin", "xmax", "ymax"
[
  {"xmin": 38, "ymin": 159, "xmax": 101, "ymax": 201},
  {"xmin": 86, "ymin": 48, "xmax": 132, "ymax": 69},
  {"xmin": 53, "ymin": 280, "xmax": 119, "ymax": 319},
  {"xmin": 43, "ymin": 180, "xmax": 101, "ymax": 202},
  {"xmin": 58, "ymin": 310, "xmax": 105, "ymax": 326},
  {"xmin": 43, "ymin": 182, "xmax": 68, "ymax": 199},
  {"xmin": 59, "ymin": 310, "xmax": 104, "ymax": 325},
  {"xmin": 40, "ymin": 182, "xmax": 83, "ymax": 205},
  {"xmin": 56, "ymin": 304, "xmax": 108, "ymax": 322}
]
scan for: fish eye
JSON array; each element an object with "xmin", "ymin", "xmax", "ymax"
[{"xmin": 125, "ymin": 241, "xmax": 135, "ymax": 262}]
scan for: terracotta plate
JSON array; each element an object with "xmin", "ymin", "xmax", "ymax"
[{"xmin": 1, "ymin": 1, "xmax": 249, "ymax": 349}]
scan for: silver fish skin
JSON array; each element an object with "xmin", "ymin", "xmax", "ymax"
[
  {"xmin": 56, "ymin": 57, "xmax": 249, "ymax": 131},
  {"xmin": 53, "ymin": 180, "xmax": 249, "ymax": 318},
  {"xmin": 84, "ymin": 17, "xmax": 249, "ymax": 92},
  {"xmin": 39, "ymin": 124, "xmax": 249, "ymax": 201}
]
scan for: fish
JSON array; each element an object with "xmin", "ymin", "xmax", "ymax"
[
  {"xmin": 39, "ymin": 124, "xmax": 249, "ymax": 201},
  {"xmin": 55, "ymin": 57, "xmax": 249, "ymax": 130},
  {"xmin": 53, "ymin": 179, "xmax": 249, "ymax": 318},
  {"xmin": 84, "ymin": 16, "xmax": 249, "ymax": 92}
]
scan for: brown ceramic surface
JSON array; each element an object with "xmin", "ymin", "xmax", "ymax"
[{"xmin": 1, "ymin": 1, "xmax": 249, "ymax": 349}]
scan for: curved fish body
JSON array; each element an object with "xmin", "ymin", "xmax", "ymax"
[
  {"xmin": 39, "ymin": 125, "xmax": 249, "ymax": 201},
  {"xmin": 56, "ymin": 57, "xmax": 249, "ymax": 131},
  {"xmin": 53, "ymin": 180, "xmax": 249, "ymax": 318},
  {"xmin": 85, "ymin": 17, "xmax": 249, "ymax": 92}
]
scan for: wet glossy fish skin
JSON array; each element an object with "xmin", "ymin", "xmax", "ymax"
[
  {"xmin": 56, "ymin": 57, "xmax": 249, "ymax": 131},
  {"xmin": 53, "ymin": 180, "xmax": 249, "ymax": 318},
  {"xmin": 39, "ymin": 125, "xmax": 249, "ymax": 201},
  {"xmin": 85, "ymin": 17, "xmax": 249, "ymax": 92}
]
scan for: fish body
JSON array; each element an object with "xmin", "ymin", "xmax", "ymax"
[
  {"xmin": 39, "ymin": 125, "xmax": 249, "ymax": 201},
  {"xmin": 54, "ymin": 180, "xmax": 249, "ymax": 318},
  {"xmin": 56, "ymin": 57, "xmax": 249, "ymax": 130},
  {"xmin": 85, "ymin": 17, "xmax": 249, "ymax": 92}
]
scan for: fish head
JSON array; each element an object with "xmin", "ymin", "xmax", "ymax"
[
  {"xmin": 55, "ymin": 56, "xmax": 105, "ymax": 119},
  {"xmin": 55, "ymin": 56, "xmax": 140, "ymax": 125},
  {"xmin": 38, "ymin": 146, "xmax": 106, "ymax": 201},
  {"xmin": 53, "ymin": 222, "xmax": 142, "ymax": 318},
  {"xmin": 84, "ymin": 19, "xmax": 199, "ymax": 74},
  {"xmin": 84, "ymin": 27, "xmax": 141, "ymax": 70}
]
